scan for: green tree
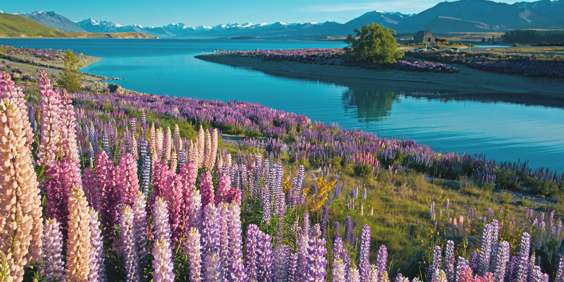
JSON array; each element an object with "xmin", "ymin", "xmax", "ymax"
[
  {"xmin": 57, "ymin": 49, "xmax": 84, "ymax": 93},
  {"xmin": 344, "ymin": 22, "xmax": 404, "ymax": 64}
]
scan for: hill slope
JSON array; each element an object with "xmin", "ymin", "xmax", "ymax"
[
  {"xmin": 19, "ymin": 11, "xmax": 85, "ymax": 32},
  {"xmin": 0, "ymin": 14, "xmax": 155, "ymax": 38}
]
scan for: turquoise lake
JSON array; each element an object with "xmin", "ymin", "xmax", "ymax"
[{"xmin": 2, "ymin": 38, "xmax": 563, "ymax": 172}]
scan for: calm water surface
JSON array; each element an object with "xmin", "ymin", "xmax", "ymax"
[{"xmin": 2, "ymin": 39, "xmax": 563, "ymax": 171}]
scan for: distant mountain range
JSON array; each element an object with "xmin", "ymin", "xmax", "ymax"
[{"xmin": 11, "ymin": 0, "xmax": 564, "ymax": 39}]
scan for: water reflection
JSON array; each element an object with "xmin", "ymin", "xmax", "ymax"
[{"xmin": 341, "ymin": 87, "xmax": 400, "ymax": 123}]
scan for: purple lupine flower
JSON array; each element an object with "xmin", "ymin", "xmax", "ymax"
[
  {"xmin": 245, "ymin": 224, "xmax": 261, "ymax": 281},
  {"xmin": 359, "ymin": 225, "xmax": 371, "ymax": 281},
  {"xmin": 321, "ymin": 206, "xmax": 329, "ymax": 239},
  {"xmin": 274, "ymin": 245, "xmax": 289, "ymax": 282},
  {"xmin": 257, "ymin": 231, "xmax": 274, "ymax": 281},
  {"xmin": 152, "ymin": 198, "xmax": 175, "ymax": 282},
  {"xmin": 120, "ymin": 205, "xmax": 141, "ymax": 282},
  {"xmin": 333, "ymin": 236, "xmax": 344, "ymax": 265},
  {"xmin": 276, "ymin": 213, "xmax": 285, "ymax": 247},
  {"xmin": 334, "ymin": 221, "xmax": 341, "ymax": 239},
  {"xmin": 469, "ymin": 250, "xmax": 478, "ymax": 272},
  {"xmin": 306, "ymin": 237, "xmax": 327, "ymax": 282},
  {"xmin": 185, "ymin": 228, "xmax": 202, "ymax": 282},
  {"xmin": 89, "ymin": 210, "xmax": 106, "ymax": 282},
  {"xmin": 514, "ymin": 232, "xmax": 531, "ymax": 282},
  {"xmin": 429, "ymin": 246, "xmax": 442, "ymax": 281},
  {"xmin": 445, "ymin": 240, "xmax": 455, "ymax": 282},
  {"xmin": 344, "ymin": 216, "xmax": 352, "ymax": 245},
  {"xmin": 200, "ymin": 172, "xmax": 215, "ymax": 207},
  {"xmin": 261, "ymin": 183, "xmax": 272, "ymax": 224},
  {"xmin": 201, "ymin": 204, "xmax": 219, "ymax": 258},
  {"xmin": 218, "ymin": 204, "xmax": 230, "ymax": 267},
  {"xmin": 141, "ymin": 154, "xmax": 151, "ymax": 196},
  {"xmin": 478, "ymin": 222, "xmax": 494, "ymax": 275},
  {"xmin": 188, "ymin": 189, "xmax": 203, "ymax": 230},
  {"xmin": 287, "ymin": 252, "xmax": 298, "ymax": 282},
  {"xmin": 102, "ymin": 131, "xmax": 111, "ymax": 158},
  {"xmin": 226, "ymin": 203, "xmax": 247, "ymax": 281},
  {"xmin": 494, "ymin": 241, "xmax": 510, "ymax": 282},
  {"xmin": 41, "ymin": 219, "xmax": 65, "ymax": 282},
  {"xmin": 132, "ymin": 191, "xmax": 148, "ymax": 263},
  {"xmin": 375, "ymin": 245, "xmax": 388, "ymax": 276}
]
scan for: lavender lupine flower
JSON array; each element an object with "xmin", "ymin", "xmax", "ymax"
[
  {"xmin": 120, "ymin": 205, "xmax": 141, "ymax": 282},
  {"xmin": 245, "ymin": 224, "xmax": 261, "ymax": 281},
  {"xmin": 494, "ymin": 241, "xmax": 510, "ymax": 282},
  {"xmin": 89, "ymin": 209, "xmax": 107, "ymax": 282},
  {"xmin": 429, "ymin": 246, "xmax": 442, "ymax": 281},
  {"xmin": 152, "ymin": 198, "xmax": 175, "ymax": 282},
  {"xmin": 321, "ymin": 206, "xmax": 329, "ymax": 238},
  {"xmin": 185, "ymin": 228, "xmax": 202, "ymax": 282},
  {"xmin": 469, "ymin": 250, "xmax": 478, "ymax": 272},
  {"xmin": 345, "ymin": 216, "xmax": 352, "ymax": 245},
  {"xmin": 102, "ymin": 131, "xmax": 111, "ymax": 158},
  {"xmin": 276, "ymin": 212, "xmax": 285, "ymax": 247},
  {"xmin": 359, "ymin": 225, "xmax": 371, "ymax": 281},
  {"xmin": 445, "ymin": 240, "xmax": 455, "ymax": 282},
  {"xmin": 141, "ymin": 154, "xmax": 151, "ymax": 196},
  {"xmin": 375, "ymin": 245, "xmax": 388, "ymax": 276},
  {"xmin": 218, "ymin": 203, "xmax": 230, "ymax": 267},
  {"xmin": 261, "ymin": 183, "xmax": 272, "ymax": 224},
  {"xmin": 274, "ymin": 245, "xmax": 289, "ymax": 282},
  {"xmin": 306, "ymin": 237, "xmax": 327, "ymax": 282},
  {"xmin": 554, "ymin": 255, "xmax": 563, "ymax": 282},
  {"xmin": 287, "ymin": 252, "xmax": 298, "ymax": 282},
  {"xmin": 226, "ymin": 203, "xmax": 247, "ymax": 281},
  {"xmin": 367, "ymin": 265, "xmax": 380, "ymax": 282},
  {"xmin": 257, "ymin": 232, "xmax": 274, "ymax": 281},
  {"xmin": 201, "ymin": 204, "xmax": 220, "ymax": 258},
  {"xmin": 41, "ymin": 219, "xmax": 65, "ymax": 282},
  {"xmin": 188, "ymin": 189, "xmax": 203, "ymax": 230},
  {"xmin": 478, "ymin": 223, "xmax": 494, "ymax": 275},
  {"xmin": 132, "ymin": 191, "xmax": 148, "ymax": 263},
  {"xmin": 89, "ymin": 122, "xmax": 98, "ymax": 156},
  {"xmin": 298, "ymin": 212, "xmax": 310, "ymax": 281},
  {"xmin": 514, "ymin": 232, "xmax": 531, "ymax": 282}
]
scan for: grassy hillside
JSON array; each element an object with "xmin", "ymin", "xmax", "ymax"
[{"xmin": 0, "ymin": 13, "xmax": 154, "ymax": 38}]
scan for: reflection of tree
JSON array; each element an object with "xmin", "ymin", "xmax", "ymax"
[{"xmin": 341, "ymin": 87, "xmax": 400, "ymax": 123}]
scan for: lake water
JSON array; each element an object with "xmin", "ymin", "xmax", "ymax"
[{"xmin": 2, "ymin": 38, "xmax": 564, "ymax": 172}]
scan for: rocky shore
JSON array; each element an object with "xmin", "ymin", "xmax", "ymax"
[{"xmin": 196, "ymin": 53, "xmax": 564, "ymax": 100}]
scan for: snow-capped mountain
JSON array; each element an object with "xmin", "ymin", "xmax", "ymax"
[{"xmin": 17, "ymin": 11, "xmax": 85, "ymax": 32}]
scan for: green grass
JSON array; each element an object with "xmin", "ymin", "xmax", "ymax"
[{"xmin": 0, "ymin": 14, "xmax": 155, "ymax": 38}]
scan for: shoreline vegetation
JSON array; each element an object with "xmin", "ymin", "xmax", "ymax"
[{"xmin": 195, "ymin": 51, "xmax": 564, "ymax": 100}]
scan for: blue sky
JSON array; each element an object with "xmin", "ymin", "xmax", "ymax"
[{"xmin": 4, "ymin": 0, "xmax": 538, "ymax": 27}]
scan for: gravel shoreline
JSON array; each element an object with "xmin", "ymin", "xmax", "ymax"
[{"xmin": 196, "ymin": 53, "xmax": 564, "ymax": 102}]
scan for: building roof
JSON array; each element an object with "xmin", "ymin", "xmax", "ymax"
[{"xmin": 414, "ymin": 30, "xmax": 433, "ymax": 38}]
